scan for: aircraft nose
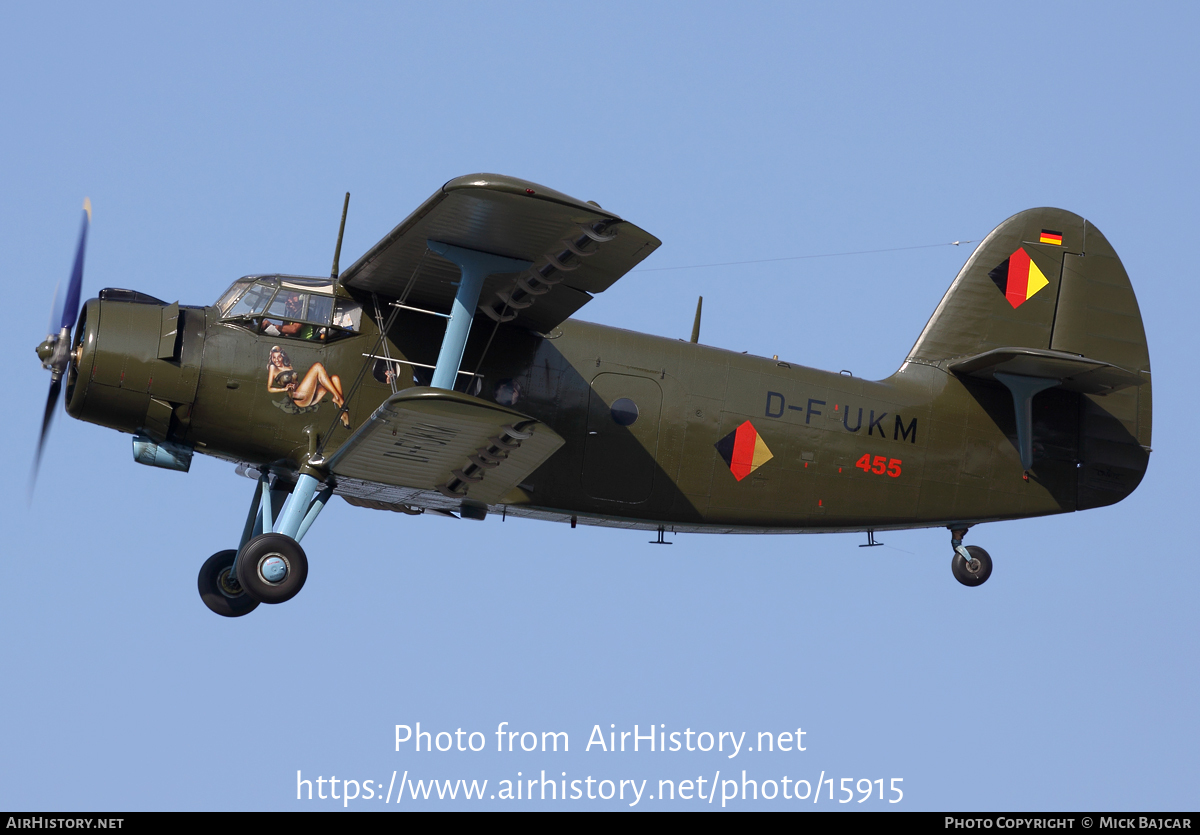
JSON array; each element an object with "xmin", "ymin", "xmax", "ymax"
[{"xmin": 65, "ymin": 294, "xmax": 205, "ymax": 439}]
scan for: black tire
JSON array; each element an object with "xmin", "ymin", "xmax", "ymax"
[
  {"xmin": 235, "ymin": 533, "xmax": 308, "ymax": 604},
  {"xmin": 951, "ymin": 544, "xmax": 993, "ymax": 587},
  {"xmin": 198, "ymin": 550, "xmax": 259, "ymax": 618}
]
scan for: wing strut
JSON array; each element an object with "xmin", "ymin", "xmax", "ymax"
[{"xmin": 426, "ymin": 241, "xmax": 530, "ymax": 391}]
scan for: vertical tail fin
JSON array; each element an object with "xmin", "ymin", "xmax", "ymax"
[{"xmin": 910, "ymin": 208, "xmax": 1151, "ymax": 507}]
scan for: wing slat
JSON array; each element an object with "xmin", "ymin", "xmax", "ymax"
[{"xmin": 339, "ymin": 174, "xmax": 660, "ymax": 333}]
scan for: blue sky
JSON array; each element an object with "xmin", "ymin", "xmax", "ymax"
[{"xmin": 2, "ymin": 2, "xmax": 1197, "ymax": 811}]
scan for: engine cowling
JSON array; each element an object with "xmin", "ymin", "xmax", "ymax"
[{"xmin": 66, "ymin": 292, "xmax": 205, "ymax": 445}]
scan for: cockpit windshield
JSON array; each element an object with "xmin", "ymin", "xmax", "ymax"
[
  {"xmin": 214, "ymin": 279, "xmax": 252, "ymax": 315},
  {"xmin": 225, "ymin": 283, "xmax": 274, "ymax": 318},
  {"xmin": 214, "ymin": 275, "xmax": 362, "ymax": 342}
]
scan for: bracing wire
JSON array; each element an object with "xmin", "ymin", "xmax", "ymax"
[
  {"xmin": 313, "ymin": 249, "xmax": 429, "ymax": 457},
  {"xmin": 633, "ymin": 240, "xmax": 976, "ymax": 273}
]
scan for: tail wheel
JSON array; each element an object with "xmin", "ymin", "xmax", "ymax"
[
  {"xmin": 952, "ymin": 545, "xmax": 993, "ymax": 587},
  {"xmin": 198, "ymin": 550, "xmax": 259, "ymax": 617},
  {"xmin": 235, "ymin": 533, "xmax": 309, "ymax": 604}
]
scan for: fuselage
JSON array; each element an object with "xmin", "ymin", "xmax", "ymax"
[{"xmin": 66, "ymin": 285, "xmax": 1139, "ymax": 534}]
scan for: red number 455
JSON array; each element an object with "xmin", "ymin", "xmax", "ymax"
[{"xmin": 856, "ymin": 454, "xmax": 902, "ymax": 478}]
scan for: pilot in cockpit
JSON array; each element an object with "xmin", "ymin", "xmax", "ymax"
[{"xmin": 262, "ymin": 292, "xmax": 304, "ymax": 338}]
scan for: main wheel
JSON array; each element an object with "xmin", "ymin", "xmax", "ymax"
[
  {"xmin": 235, "ymin": 533, "xmax": 309, "ymax": 604},
  {"xmin": 198, "ymin": 550, "xmax": 260, "ymax": 617},
  {"xmin": 951, "ymin": 545, "xmax": 993, "ymax": 587}
]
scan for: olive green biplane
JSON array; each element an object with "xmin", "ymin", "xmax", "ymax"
[{"xmin": 35, "ymin": 176, "xmax": 1151, "ymax": 616}]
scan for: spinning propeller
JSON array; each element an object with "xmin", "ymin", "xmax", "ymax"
[{"xmin": 32, "ymin": 198, "xmax": 91, "ymax": 486}]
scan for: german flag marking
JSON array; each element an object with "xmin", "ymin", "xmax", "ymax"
[
  {"xmin": 1039, "ymin": 229, "xmax": 1063, "ymax": 246},
  {"xmin": 715, "ymin": 420, "xmax": 773, "ymax": 481},
  {"xmin": 988, "ymin": 247, "xmax": 1050, "ymax": 309}
]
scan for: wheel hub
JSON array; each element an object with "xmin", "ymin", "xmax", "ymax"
[
  {"xmin": 258, "ymin": 555, "xmax": 289, "ymax": 584},
  {"xmin": 217, "ymin": 567, "xmax": 245, "ymax": 598}
]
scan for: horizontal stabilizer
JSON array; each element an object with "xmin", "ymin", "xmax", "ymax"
[
  {"xmin": 326, "ymin": 388, "xmax": 564, "ymax": 505},
  {"xmin": 948, "ymin": 347, "xmax": 1144, "ymax": 395}
]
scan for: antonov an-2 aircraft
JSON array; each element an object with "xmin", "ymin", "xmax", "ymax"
[{"xmin": 34, "ymin": 175, "xmax": 1151, "ymax": 616}]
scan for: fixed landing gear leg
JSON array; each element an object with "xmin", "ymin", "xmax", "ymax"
[
  {"xmin": 949, "ymin": 527, "xmax": 992, "ymax": 587},
  {"xmin": 197, "ymin": 471, "xmax": 332, "ymax": 616},
  {"xmin": 198, "ymin": 473, "xmax": 268, "ymax": 617},
  {"xmin": 197, "ymin": 472, "xmax": 276, "ymax": 617},
  {"xmin": 235, "ymin": 472, "xmax": 333, "ymax": 605}
]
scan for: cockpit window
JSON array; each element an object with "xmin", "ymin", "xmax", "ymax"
[
  {"xmin": 333, "ymin": 299, "xmax": 362, "ymax": 331},
  {"xmin": 266, "ymin": 290, "xmax": 305, "ymax": 321},
  {"xmin": 307, "ymin": 295, "xmax": 333, "ymax": 326},
  {"xmin": 217, "ymin": 275, "xmax": 361, "ymax": 342}
]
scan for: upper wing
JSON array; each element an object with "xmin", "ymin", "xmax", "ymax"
[{"xmin": 338, "ymin": 174, "xmax": 660, "ymax": 333}]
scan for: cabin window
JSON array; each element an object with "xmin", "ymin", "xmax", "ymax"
[{"xmin": 611, "ymin": 398, "xmax": 639, "ymax": 426}]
